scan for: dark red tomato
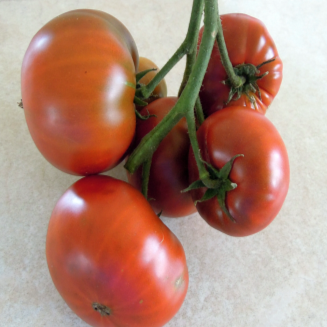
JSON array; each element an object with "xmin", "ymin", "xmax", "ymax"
[
  {"xmin": 137, "ymin": 57, "xmax": 167, "ymax": 108},
  {"xmin": 188, "ymin": 106, "xmax": 289, "ymax": 237},
  {"xmin": 127, "ymin": 97, "xmax": 196, "ymax": 218},
  {"xmin": 46, "ymin": 175, "xmax": 188, "ymax": 327},
  {"xmin": 21, "ymin": 9, "xmax": 138, "ymax": 175},
  {"xmin": 199, "ymin": 13, "xmax": 283, "ymax": 116}
]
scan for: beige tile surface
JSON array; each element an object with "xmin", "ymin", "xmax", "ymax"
[{"xmin": 0, "ymin": 0, "xmax": 326, "ymax": 326}]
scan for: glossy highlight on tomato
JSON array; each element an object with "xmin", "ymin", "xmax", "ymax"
[
  {"xmin": 127, "ymin": 97, "xmax": 196, "ymax": 218},
  {"xmin": 21, "ymin": 9, "xmax": 138, "ymax": 175},
  {"xmin": 46, "ymin": 175, "xmax": 188, "ymax": 327},
  {"xmin": 199, "ymin": 13, "xmax": 283, "ymax": 116},
  {"xmin": 188, "ymin": 106, "xmax": 290, "ymax": 237}
]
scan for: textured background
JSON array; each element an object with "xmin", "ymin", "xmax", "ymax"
[{"xmin": 1, "ymin": 0, "xmax": 326, "ymax": 326}]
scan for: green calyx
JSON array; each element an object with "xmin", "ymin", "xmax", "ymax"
[
  {"xmin": 134, "ymin": 96, "xmax": 148, "ymax": 107},
  {"xmin": 182, "ymin": 154, "xmax": 243, "ymax": 222},
  {"xmin": 134, "ymin": 69, "xmax": 159, "ymax": 120},
  {"xmin": 134, "ymin": 109, "xmax": 156, "ymax": 121},
  {"xmin": 136, "ymin": 68, "xmax": 157, "ymax": 83},
  {"xmin": 223, "ymin": 58, "xmax": 276, "ymax": 107},
  {"xmin": 134, "ymin": 68, "xmax": 158, "ymax": 108}
]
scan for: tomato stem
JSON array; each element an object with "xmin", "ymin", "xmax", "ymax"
[
  {"xmin": 178, "ymin": 38, "xmax": 205, "ymax": 127},
  {"xmin": 195, "ymin": 97, "xmax": 205, "ymax": 126},
  {"xmin": 178, "ymin": 28, "xmax": 201, "ymax": 97},
  {"xmin": 141, "ymin": 157, "xmax": 152, "ymax": 199},
  {"xmin": 125, "ymin": 0, "xmax": 219, "ymax": 182},
  {"xmin": 135, "ymin": 0, "xmax": 204, "ymax": 100},
  {"xmin": 125, "ymin": 106, "xmax": 183, "ymax": 173},
  {"xmin": 216, "ymin": 14, "xmax": 245, "ymax": 88},
  {"xmin": 185, "ymin": 109, "xmax": 219, "ymax": 189}
]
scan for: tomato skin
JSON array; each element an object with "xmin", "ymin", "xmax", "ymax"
[
  {"xmin": 21, "ymin": 9, "xmax": 138, "ymax": 175},
  {"xmin": 199, "ymin": 13, "xmax": 283, "ymax": 116},
  {"xmin": 188, "ymin": 106, "xmax": 289, "ymax": 237},
  {"xmin": 137, "ymin": 57, "xmax": 167, "ymax": 107},
  {"xmin": 127, "ymin": 97, "xmax": 196, "ymax": 218},
  {"xmin": 46, "ymin": 175, "xmax": 188, "ymax": 327}
]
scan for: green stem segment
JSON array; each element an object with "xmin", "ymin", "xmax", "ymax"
[
  {"xmin": 141, "ymin": 157, "xmax": 152, "ymax": 200},
  {"xmin": 185, "ymin": 108, "xmax": 219, "ymax": 189},
  {"xmin": 178, "ymin": 42, "xmax": 205, "ymax": 127},
  {"xmin": 195, "ymin": 97, "xmax": 205, "ymax": 126},
  {"xmin": 178, "ymin": 41, "xmax": 198, "ymax": 97},
  {"xmin": 125, "ymin": 0, "xmax": 219, "ymax": 189},
  {"xmin": 136, "ymin": 0, "xmax": 204, "ymax": 100},
  {"xmin": 215, "ymin": 14, "xmax": 244, "ymax": 88},
  {"xmin": 125, "ymin": 108, "xmax": 184, "ymax": 172}
]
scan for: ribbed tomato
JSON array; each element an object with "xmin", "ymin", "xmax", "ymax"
[
  {"xmin": 21, "ymin": 9, "xmax": 138, "ymax": 175},
  {"xmin": 199, "ymin": 13, "xmax": 283, "ymax": 116},
  {"xmin": 46, "ymin": 175, "xmax": 188, "ymax": 327},
  {"xmin": 188, "ymin": 106, "xmax": 289, "ymax": 236},
  {"xmin": 127, "ymin": 97, "xmax": 196, "ymax": 218}
]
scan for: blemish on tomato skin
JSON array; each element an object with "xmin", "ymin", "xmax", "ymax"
[
  {"xmin": 92, "ymin": 302, "xmax": 111, "ymax": 316},
  {"xmin": 175, "ymin": 276, "xmax": 184, "ymax": 288},
  {"xmin": 139, "ymin": 300, "xmax": 143, "ymax": 304},
  {"xmin": 159, "ymin": 234, "xmax": 164, "ymax": 244}
]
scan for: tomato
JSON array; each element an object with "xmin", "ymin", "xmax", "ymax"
[
  {"xmin": 127, "ymin": 97, "xmax": 196, "ymax": 218},
  {"xmin": 46, "ymin": 175, "xmax": 188, "ymax": 327},
  {"xmin": 136, "ymin": 57, "xmax": 167, "ymax": 108},
  {"xmin": 198, "ymin": 13, "xmax": 283, "ymax": 116},
  {"xmin": 21, "ymin": 9, "xmax": 138, "ymax": 175},
  {"xmin": 188, "ymin": 106, "xmax": 289, "ymax": 237}
]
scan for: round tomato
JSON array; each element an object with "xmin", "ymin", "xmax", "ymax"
[
  {"xmin": 198, "ymin": 13, "xmax": 283, "ymax": 116},
  {"xmin": 46, "ymin": 175, "xmax": 188, "ymax": 327},
  {"xmin": 136, "ymin": 57, "xmax": 167, "ymax": 109},
  {"xmin": 127, "ymin": 97, "xmax": 196, "ymax": 218},
  {"xmin": 188, "ymin": 106, "xmax": 289, "ymax": 237},
  {"xmin": 21, "ymin": 9, "xmax": 138, "ymax": 175}
]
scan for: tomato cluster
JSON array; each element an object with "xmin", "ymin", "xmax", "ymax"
[{"xmin": 21, "ymin": 8, "xmax": 289, "ymax": 327}]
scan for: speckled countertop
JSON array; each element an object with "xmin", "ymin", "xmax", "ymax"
[{"xmin": 1, "ymin": 0, "xmax": 326, "ymax": 326}]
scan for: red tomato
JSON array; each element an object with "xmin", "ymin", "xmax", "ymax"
[
  {"xmin": 199, "ymin": 13, "xmax": 283, "ymax": 116},
  {"xmin": 137, "ymin": 57, "xmax": 167, "ymax": 108},
  {"xmin": 188, "ymin": 106, "xmax": 289, "ymax": 237},
  {"xmin": 127, "ymin": 97, "xmax": 196, "ymax": 218},
  {"xmin": 21, "ymin": 9, "xmax": 138, "ymax": 175},
  {"xmin": 46, "ymin": 175, "xmax": 188, "ymax": 327}
]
